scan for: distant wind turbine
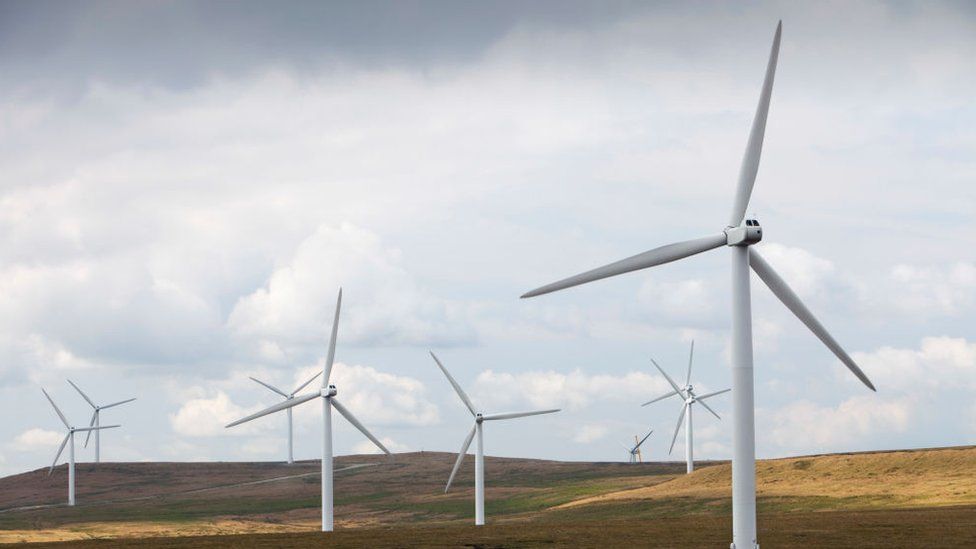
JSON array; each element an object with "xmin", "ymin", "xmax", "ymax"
[
  {"xmin": 226, "ymin": 289, "xmax": 390, "ymax": 532},
  {"xmin": 431, "ymin": 351, "xmax": 560, "ymax": 526},
  {"xmin": 248, "ymin": 370, "xmax": 322, "ymax": 464},
  {"xmin": 642, "ymin": 341, "xmax": 729, "ymax": 473},
  {"xmin": 66, "ymin": 379, "xmax": 135, "ymax": 464},
  {"xmin": 520, "ymin": 21, "xmax": 876, "ymax": 549},
  {"xmin": 42, "ymin": 388, "xmax": 119, "ymax": 505},
  {"xmin": 623, "ymin": 429, "xmax": 653, "ymax": 464}
]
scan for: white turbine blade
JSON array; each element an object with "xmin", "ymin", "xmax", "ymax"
[
  {"xmin": 292, "ymin": 370, "xmax": 322, "ymax": 396},
  {"xmin": 521, "ymin": 234, "xmax": 727, "ymax": 298},
  {"xmin": 430, "ymin": 351, "xmax": 476, "ymax": 416},
  {"xmin": 445, "ymin": 424, "xmax": 477, "ymax": 493},
  {"xmin": 226, "ymin": 392, "xmax": 319, "ymax": 428},
  {"xmin": 48, "ymin": 433, "xmax": 70, "ymax": 475},
  {"xmin": 697, "ymin": 388, "xmax": 731, "ymax": 401},
  {"xmin": 728, "ymin": 20, "xmax": 782, "ymax": 227},
  {"xmin": 641, "ymin": 389, "xmax": 679, "ymax": 407},
  {"xmin": 651, "ymin": 359, "xmax": 684, "ymax": 396},
  {"xmin": 83, "ymin": 411, "xmax": 97, "ymax": 448},
  {"xmin": 668, "ymin": 404, "xmax": 688, "ymax": 455},
  {"xmin": 323, "ymin": 288, "xmax": 342, "ymax": 386},
  {"xmin": 41, "ymin": 389, "xmax": 70, "ymax": 429},
  {"xmin": 330, "ymin": 398, "xmax": 390, "ymax": 455},
  {"xmin": 636, "ymin": 429, "xmax": 654, "ymax": 448},
  {"xmin": 750, "ymin": 249, "xmax": 876, "ymax": 391},
  {"xmin": 100, "ymin": 397, "xmax": 136, "ymax": 410},
  {"xmin": 75, "ymin": 425, "xmax": 120, "ymax": 431},
  {"xmin": 685, "ymin": 340, "xmax": 695, "ymax": 386},
  {"xmin": 66, "ymin": 379, "xmax": 96, "ymax": 409},
  {"xmin": 250, "ymin": 377, "xmax": 288, "ymax": 398},
  {"xmin": 696, "ymin": 399, "xmax": 722, "ymax": 420},
  {"xmin": 482, "ymin": 409, "xmax": 560, "ymax": 421}
]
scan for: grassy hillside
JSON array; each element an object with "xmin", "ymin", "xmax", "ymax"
[{"xmin": 1, "ymin": 446, "xmax": 975, "ymax": 546}]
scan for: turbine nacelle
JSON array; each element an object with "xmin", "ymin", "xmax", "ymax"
[
  {"xmin": 475, "ymin": 412, "xmax": 484, "ymax": 424},
  {"xmin": 725, "ymin": 218, "xmax": 763, "ymax": 247},
  {"xmin": 321, "ymin": 385, "xmax": 338, "ymax": 398}
]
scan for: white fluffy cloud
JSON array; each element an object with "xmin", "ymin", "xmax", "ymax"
[
  {"xmin": 473, "ymin": 369, "xmax": 673, "ymax": 411},
  {"xmin": 572, "ymin": 423, "xmax": 608, "ymax": 444},
  {"xmin": 9, "ymin": 428, "xmax": 64, "ymax": 452},
  {"xmin": 762, "ymin": 395, "xmax": 912, "ymax": 455},
  {"xmin": 353, "ymin": 437, "xmax": 408, "ymax": 455},
  {"xmin": 886, "ymin": 262, "xmax": 976, "ymax": 316},
  {"xmin": 325, "ymin": 362, "xmax": 440, "ymax": 427},
  {"xmin": 169, "ymin": 390, "xmax": 262, "ymax": 437},
  {"xmin": 854, "ymin": 336, "xmax": 976, "ymax": 392}
]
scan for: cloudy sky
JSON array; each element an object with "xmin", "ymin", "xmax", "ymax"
[{"xmin": 0, "ymin": 1, "xmax": 973, "ymax": 477}]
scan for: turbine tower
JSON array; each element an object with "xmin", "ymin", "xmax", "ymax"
[
  {"xmin": 520, "ymin": 22, "xmax": 876, "ymax": 549},
  {"xmin": 623, "ymin": 428, "xmax": 653, "ymax": 464},
  {"xmin": 226, "ymin": 289, "xmax": 390, "ymax": 532},
  {"xmin": 66, "ymin": 379, "xmax": 135, "ymax": 464},
  {"xmin": 430, "ymin": 351, "xmax": 559, "ymax": 526},
  {"xmin": 641, "ymin": 342, "xmax": 729, "ymax": 473},
  {"xmin": 248, "ymin": 369, "xmax": 322, "ymax": 464},
  {"xmin": 42, "ymin": 389, "xmax": 119, "ymax": 505}
]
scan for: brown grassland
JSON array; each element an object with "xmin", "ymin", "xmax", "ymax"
[{"xmin": 1, "ymin": 445, "xmax": 975, "ymax": 547}]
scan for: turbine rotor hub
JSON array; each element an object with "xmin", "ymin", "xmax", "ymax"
[
  {"xmin": 322, "ymin": 385, "xmax": 338, "ymax": 398},
  {"xmin": 475, "ymin": 412, "xmax": 484, "ymax": 424},
  {"xmin": 725, "ymin": 218, "xmax": 763, "ymax": 247}
]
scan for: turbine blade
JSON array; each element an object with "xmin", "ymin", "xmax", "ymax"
[
  {"xmin": 750, "ymin": 249, "xmax": 876, "ymax": 391},
  {"xmin": 83, "ymin": 411, "xmax": 97, "ymax": 448},
  {"xmin": 686, "ymin": 340, "xmax": 695, "ymax": 386},
  {"xmin": 482, "ymin": 409, "xmax": 560, "ymax": 421},
  {"xmin": 250, "ymin": 377, "xmax": 288, "ymax": 398},
  {"xmin": 668, "ymin": 404, "xmax": 688, "ymax": 455},
  {"xmin": 521, "ymin": 234, "xmax": 727, "ymax": 298},
  {"xmin": 49, "ymin": 433, "xmax": 70, "ymax": 475},
  {"xmin": 637, "ymin": 429, "xmax": 654, "ymax": 448},
  {"xmin": 697, "ymin": 388, "xmax": 731, "ymax": 401},
  {"xmin": 41, "ymin": 389, "xmax": 70, "ymax": 429},
  {"xmin": 430, "ymin": 351, "xmax": 476, "ymax": 416},
  {"xmin": 445, "ymin": 424, "xmax": 477, "ymax": 493},
  {"xmin": 75, "ymin": 425, "xmax": 120, "ymax": 431},
  {"xmin": 331, "ymin": 398, "xmax": 390, "ymax": 455},
  {"xmin": 100, "ymin": 397, "xmax": 136, "ymax": 409},
  {"xmin": 323, "ymin": 288, "xmax": 342, "ymax": 386},
  {"xmin": 226, "ymin": 392, "xmax": 319, "ymax": 428},
  {"xmin": 66, "ymin": 379, "xmax": 96, "ymax": 409},
  {"xmin": 651, "ymin": 359, "xmax": 684, "ymax": 396},
  {"xmin": 696, "ymin": 398, "xmax": 722, "ymax": 420},
  {"xmin": 728, "ymin": 20, "xmax": 782, "ymax": 227},
  {"xmin": 641, "ymin": 389, "xmax": 679, "ymax": 407},
  {"xmin": 622, "ymin": 441, "xmax": 635, "ymax": 453},
  {"xmin": 292, "ymin": 370, "xmax": 322, "ymax": 396}
]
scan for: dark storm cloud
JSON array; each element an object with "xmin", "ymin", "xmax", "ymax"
[{"xmin": 0, "ymin": 0, "xmax": 643, "ymax": 93}]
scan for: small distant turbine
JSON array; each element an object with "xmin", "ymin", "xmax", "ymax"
[
  {"xmin": 42, "ymin": 389, "xmax": 119, "ymax": 506},
  {"xmin": 226, "ymin": 289, "xmax": 390, "ymax": 532},
  {"xmin": 66, "ymin": 379, "xmax": 135, "ymax": 464},
  {"xmin": 642, "ymin": 341, "xmax": 729, "ymax": 474},
  {"xmin": 623, "ymin": 429, "xmax": 653, "ymax": 464},
  {"xmin": 248, "ymin": 370, "xmax": 322, "ymax": 464},
  {"xmin": 520, "ymin": 22, "xmax": 876, "ymax": 548},
  {"xmin": 430, "ymin": 351, "xmax": 560, "ymax": 526}
]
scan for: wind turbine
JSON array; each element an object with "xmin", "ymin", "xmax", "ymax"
[
  {"xmin": 430, "ymin": 351, "xmax": 560, "ymax": 526},
  {"xmin": 520, "ymin": 21, "xmax": 876, "ymax": 549},
  {"xmin": 641, "ymin": 341, "xmax": 729, "ymax": 474},
  {"xmin": 623, "ymin": 428, "xmax": 653, "ymax": 464},
  {"xmin": 248, "ymin": 369, "xmax": 322, "ymax": 464},
  {"xmin": 42, "ymin": 388, "xmax": 119, "ymax": 505},
  {"xmin": 66, "ymin": 379, "xmax": 135, "ymax": 464},
  {"xmin": 226, "ymin": 289, "xmax": 390, "ymax": 532}
]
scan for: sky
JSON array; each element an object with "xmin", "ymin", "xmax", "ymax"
[{"xmin": 0, "ymin": 1, "xmax": 973, "ymax": 477}]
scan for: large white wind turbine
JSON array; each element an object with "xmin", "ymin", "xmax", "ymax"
[
  {"xmin": 623, "ymin": 428, "xmax": 653, "ymax": 464},
  {"xmin": 641, "ymin": 341, "xmax": 729, "ymax": 474},
  {"xmin": 42, "ymin": 389, "xmax": 119, "ymax": 506},
  {"xmin": 248, "ymin": 370, "xmax": 322, "ymax": 464},
  {"xmin": 430, "ymin": 352, "xmax": 559, "ymax": 526},
  {"xmin": 226, "ymin": 289, "xmax": 390, "ymax": 532},
  {"xmin": 521, "ymin": 22, "xmax": 876, "ymax": 548},
  {"xmin": 66, "ymin": 379, "xmax": 135, "ymax": 464}
]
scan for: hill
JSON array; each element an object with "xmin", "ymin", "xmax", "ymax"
[{"xmin": 1, "ymin": 446, "xmax": 975, "ymax": 547}]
